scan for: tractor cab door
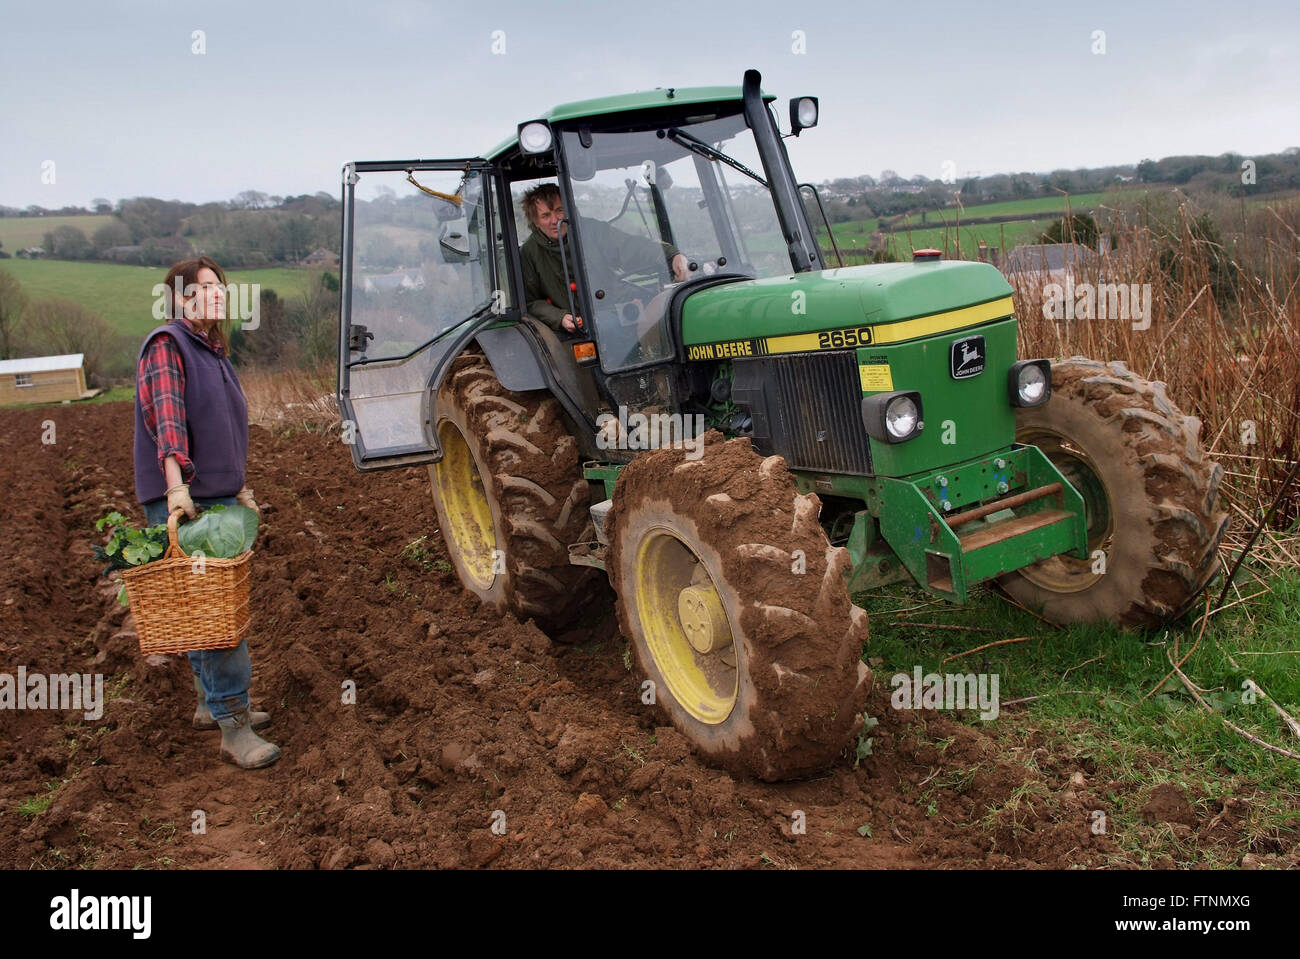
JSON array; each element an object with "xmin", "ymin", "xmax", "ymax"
[{"xmin": 338, "ymin": 159, "xmax": 504, "ymax": 470}]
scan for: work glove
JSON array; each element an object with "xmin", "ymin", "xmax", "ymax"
[
  {"xmin": 165, "ymin": 483, "xmax": 197, "ymax": 520},
  {"xmin": 235, "ymin": 487, "xmax": 261, "ymax": 516}
]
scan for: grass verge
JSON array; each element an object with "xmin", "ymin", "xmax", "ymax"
[{"xmin": 855, "ymin": 566, "xmax": 1300, "ymax": 867}]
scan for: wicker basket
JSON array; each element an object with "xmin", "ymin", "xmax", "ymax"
[{"xmin": 122, "ymin": 509, "xmax": 253, "ymax": 655}]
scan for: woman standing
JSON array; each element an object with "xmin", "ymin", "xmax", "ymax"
[{"xmin": 133, "ymin": 255, "xmax": 280, "ymax": 769}]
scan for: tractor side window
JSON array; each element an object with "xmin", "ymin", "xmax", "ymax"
[
  {"xmin": 349, "ymin": 169, "xmax": 492, "ymax": 362},
  {"xmin": 560, "ymin": 129, "xmax": 682, "ymax": 372}
]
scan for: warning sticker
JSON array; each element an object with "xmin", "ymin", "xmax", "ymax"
[{"xmin": 859, "ymin": 363, "xmax": 894, "ymax": 392}]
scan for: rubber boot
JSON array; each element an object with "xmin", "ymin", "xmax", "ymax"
[
  {"xmin": 217, "ymin": 708, "xmax": 282, "ymax": 769},
  {"xmin": 193, "ymin": 675, "xmax": 270, "ymax": 731}
]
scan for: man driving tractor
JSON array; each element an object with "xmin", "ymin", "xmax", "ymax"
[{"xmin": 519, "ymin": 182, "xmax": 690, "ymax": 333}]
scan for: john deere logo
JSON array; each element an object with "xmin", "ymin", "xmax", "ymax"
[{"xmin": 950, "ymin": 336, "xmax": 985, "ymax": 379}]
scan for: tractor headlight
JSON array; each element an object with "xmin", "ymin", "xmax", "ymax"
[
  {"xmin": 1008, "ymin": 360, "xmax": 1052, "ymax": 407},
  {"xmin": 861, "ymin": 391, "xmax": 924, "ymax": 444},
  {"xmin": 518, "ymin": 120, "xmax": 553, "ymax": 155},
  {"xmin": 790, "ymin": 97, "xmax": 819, "ymax": 134},
  {"xmin": 886, "ymin": 396, "xmax": 919, "ymax": 438}
]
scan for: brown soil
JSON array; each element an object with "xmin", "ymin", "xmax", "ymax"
[{"xmin": 0, "ymin": 402, "xmax": 1133, "ymax": 869}]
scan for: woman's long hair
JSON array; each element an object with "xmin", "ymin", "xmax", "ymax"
[{"xmin": 161, "ymin": 255, "xmax": 231, "ymax": 354}]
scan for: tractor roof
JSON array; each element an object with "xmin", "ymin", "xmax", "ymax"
[{"xmin": 485, "ymin": 85, "xmax": 768, "ymax": 161}]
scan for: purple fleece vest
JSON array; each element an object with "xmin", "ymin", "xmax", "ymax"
[{"xmin": 133, "ymin": 321, "xmax": 248, "ymax": 503}]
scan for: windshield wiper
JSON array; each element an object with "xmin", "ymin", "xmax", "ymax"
[{"xmin": 666, "ymin": 128, "xmax": 767, "ymax": 187}]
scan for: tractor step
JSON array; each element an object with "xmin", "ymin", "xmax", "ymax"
[
  {"xmin": 929, "ymin": 508, "xmax": 1076, "ymax": 593},
  {"xmin": 957, "ymin": 508, "xmax": 1074, "ymax": 552}
]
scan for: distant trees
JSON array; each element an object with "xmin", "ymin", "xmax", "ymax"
[
  {"xmin": 7, "ymin": 190, "xmax": 343, "ymax": 268},
  {"xmin": 43, "ymin": 225, "xmax": 94, "ymax": 259},
  {"xmin": 228, "ymin": 275, "xmax": 339, "ymax": 370},
  {"xmin": 17, "ymin": 298, "xmax": 124, "ymax": 379},
  {"xmin": 231, "ymin": 190, "xmax": 272, "ymax": 210},
  {"xmin": 117, "ymin": 197, "xmax": 191, "ymax": 243},
  {"xmin": 0, "ymin": 269, "xmax": 28, "ymax": 359},
  {"xmin": 1129, "ymin": 152, "xmax": 1300, "ymax": 195},
  {"xmin": 1040, "ymin": 213, "xmax": 1100, "ymax": 249},
  {"xmin": 92, "ymin": 219, "xmax": 132, "ymax": 252}
]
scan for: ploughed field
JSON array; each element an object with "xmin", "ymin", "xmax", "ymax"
[{"xmin": 0, "ymin": 401, "xmax": 1211, "ymax": 869}]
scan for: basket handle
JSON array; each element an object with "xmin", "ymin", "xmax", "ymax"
[{"xmin": 164, "ymin": 508, "xmax": 189, "ymax": 559}]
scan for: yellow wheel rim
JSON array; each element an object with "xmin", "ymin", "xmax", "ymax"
[
  {"xmin": 634, "ymin": 527, "xmax": 737, "ymax": 724},
  {"xmin": 434, "ymin": 419, "xmax": 497, "ymax": 589}
]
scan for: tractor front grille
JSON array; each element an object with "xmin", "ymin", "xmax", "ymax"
[{"xmin": 732, "ymin": 351, "xmax": 873, "ymax": 475}]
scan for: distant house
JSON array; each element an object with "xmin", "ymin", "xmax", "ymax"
[
  {"xmin": 103, "ymin": 244, "xmax": 144, "ymax": 262},
  {"xmin": 1000, "ymin": 243, "xmax": 1099, "ymax": 286},
  {"xmin": 0, "ymin": 354, "xmax": 97, "ymax": 405},
  {"xmin": 16, "ymin": 247, "xmax": 45, "ymax": 259},
  {"xmin": 303, "ymin": 248, "xmax": 340, "ymax": 267}
]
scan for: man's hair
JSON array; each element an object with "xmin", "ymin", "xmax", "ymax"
[{"xmin": 520, "ymin": 183, "xmax": 562, "ymax": 228}]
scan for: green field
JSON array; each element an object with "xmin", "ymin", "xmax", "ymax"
[
  {"xmin": 821, "ymin": 218, "xmax": 1052, "ymax": 261},
  {"xmin": 815, "ymin": 190, "xmax": 1159, "ymax": 261},
  {"xmin": 893, "ymin": 191, "xmax": 1118, "ymax": 228},
  {"xmin": 879, "ymin": 219, "xmax": 1053, "ymax": 258},
  {"xmin": 0, "ymin": 259, "xmax": 321, "ymax": 338},
  {"xmin": 0, "ymin": 215, "xmax": 114, "ymax": 252}
]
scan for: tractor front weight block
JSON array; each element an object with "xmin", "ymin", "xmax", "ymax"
[{"xmin": 845, "ymin": 445, "xmax": 1088, "ymax": 602}]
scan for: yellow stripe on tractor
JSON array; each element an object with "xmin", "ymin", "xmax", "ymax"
[{"xmin": 684, "ymin": 295, "xmax": 1016, "ymax": 361}]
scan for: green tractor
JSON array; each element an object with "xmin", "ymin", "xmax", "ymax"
[{"xmin": 337, "ymin": 70, "xmax": 1226, "ymax": 780}]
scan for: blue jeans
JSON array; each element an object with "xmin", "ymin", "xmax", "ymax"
[{"xmin": 143, "ymin": 494, "xmax": 251, "ymax": 721}]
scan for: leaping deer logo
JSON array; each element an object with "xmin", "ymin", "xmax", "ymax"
[{"xmin": 959, "ymin": 342, "xmax": 981, "ymax": 369}]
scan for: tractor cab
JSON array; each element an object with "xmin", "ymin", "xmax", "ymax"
[{"xmin": 337, "ymin": 72, "xmax": 823, "ymax": 470}]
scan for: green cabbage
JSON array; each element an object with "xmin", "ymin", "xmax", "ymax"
[{"xmin": 176, "ymin": 505, "xmax": 259, "ymax": 559}]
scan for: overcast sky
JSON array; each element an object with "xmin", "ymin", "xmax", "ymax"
[{"xmin": 2, "ymin": 0, "xmax": 1297, "ymax": 209}]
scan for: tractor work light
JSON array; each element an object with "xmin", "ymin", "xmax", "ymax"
[
  {"xmin": 1008, "ymin": 360, "xmax": 1052, "ymax": 407},
  {"xmin": 789, "ymin": 97, "xmax": 819, "ymax": 135},
  {"xmin": 861, "ymin": 391, "xmax": 924, "ymax": 444},
  {"xmin": 518, "ymin": 121, "xmax": 553, "ymax": 155}
]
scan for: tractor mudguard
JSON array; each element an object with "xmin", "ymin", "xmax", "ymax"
[
  {"xmin": 475, "ymin": 325, "xmax": 549, "ymax": 392},
  {"xmin": 468, "ymin": 318, "xmax": 604, "ymax": 461}
]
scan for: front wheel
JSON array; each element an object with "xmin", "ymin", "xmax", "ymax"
[
  {"xmin": 608, "ymin": 435, "xmax": 871, "ymax": 781},
  {"xmin": 999, "ymin": 358, "xmax": 1228, "ymax": 629},
  {"xmin": 428, "ymin": 351, "xmax": 597, "ymax": 631}
]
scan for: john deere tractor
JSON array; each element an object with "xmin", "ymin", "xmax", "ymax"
[{"xmin": 337, "ymin": 70, "xmax": 1226, "ymax": 780}]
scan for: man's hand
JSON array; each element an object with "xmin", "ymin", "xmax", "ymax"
[
  {"xmin": 561, "ymin": 314, "xmax": 582, "ymax": 333},
  {"xmin": 236, "ymin": 487, "xmax": 261, "ymax": 516},
  {"xmin": 671, "ymin": 253, "xmax": 691, "ymax": 282},
  {"xmin": 165, "ymin": 483, "xmax": 197, "ymax": 520}
]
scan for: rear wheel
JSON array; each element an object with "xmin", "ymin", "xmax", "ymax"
[
  {"xmin": 999, "ymin": 358, "xmax": 1228, "ymax": 628},
  {"xmin": 429, "ymin": 352, "xmax": 597, "ymax": 631},
  {"xmin": 608, "ymin": 435, "xmax": 871, "ymax": 781}
]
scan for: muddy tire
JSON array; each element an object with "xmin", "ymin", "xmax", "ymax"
[
  {"xmin": 429, "ymin": 351, "xmax": 597, "ymax": 632},
  {"xmin": 999, "ymin": 358, "xmax": 1228, "ymax": 629},
  {"xmin": 608, "ymin": 434, "xmax": 871, "ymax": 781}
]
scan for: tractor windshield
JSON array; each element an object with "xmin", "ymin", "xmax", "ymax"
[{"xmin": 560, "ymin": 112, "xmax": 788, "ymax": 371}]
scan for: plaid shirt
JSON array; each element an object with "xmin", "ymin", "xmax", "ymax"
[{"xmin": 137, "ymin": 319, "xmax": 225, "ymax": 486}]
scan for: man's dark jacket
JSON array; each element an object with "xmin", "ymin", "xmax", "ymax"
[{"xmin": 520, "ymin": 219, "xmax": 678, "ymax": 330}]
